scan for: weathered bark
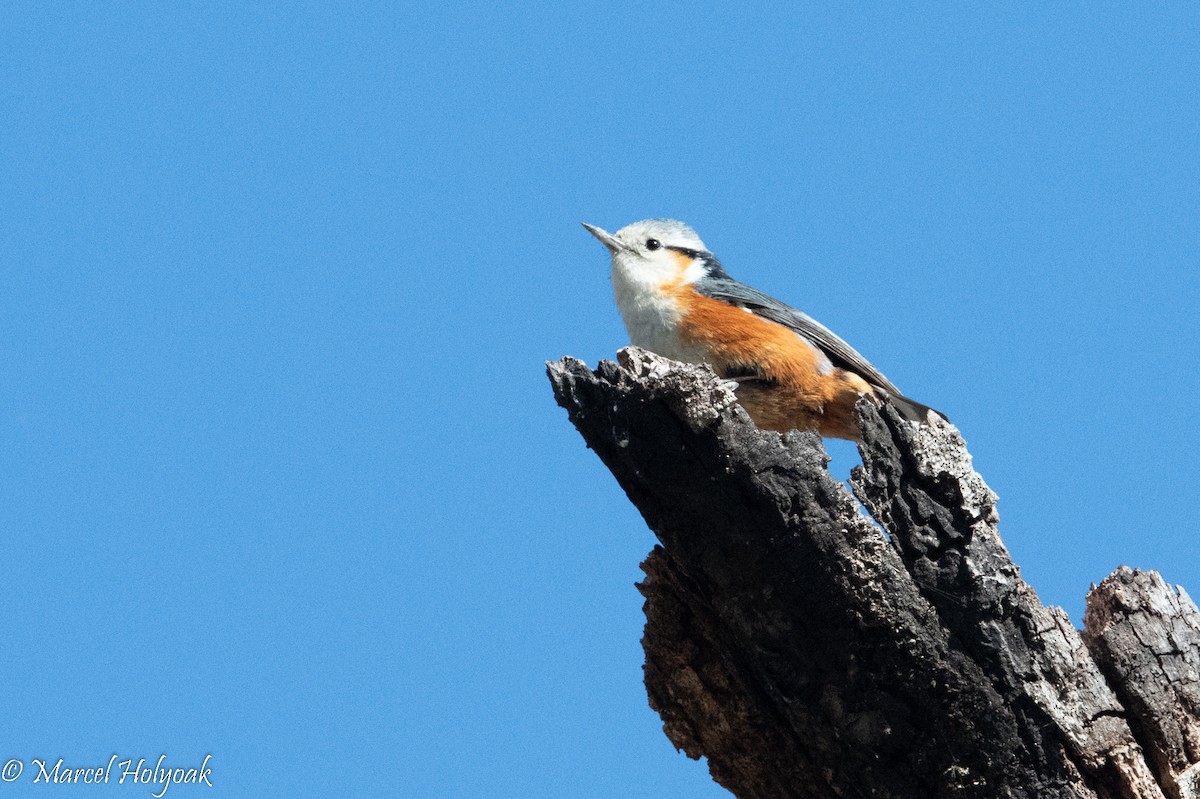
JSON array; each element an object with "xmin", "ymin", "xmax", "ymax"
[
  {"xmin": 547, "ymin": 348, "xmax": 1199, "ymax": 799},
  {"xmin": 1084, "ymin": 569, "xmax": 1200, "ymax": 799}
]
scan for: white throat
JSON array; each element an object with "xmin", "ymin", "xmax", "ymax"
[{"xmin": 610, "ymin": 253, "xmax": 707, "ymax": 363}]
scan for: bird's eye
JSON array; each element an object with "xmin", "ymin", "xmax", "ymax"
[{"xmin": 646, "ymin": 239, "xmax": 661, "ymax": 251}]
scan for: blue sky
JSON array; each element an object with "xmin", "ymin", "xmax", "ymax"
[{"xmin": 1, "ymin": 3, "xmax": 1197, "ymax": 797}]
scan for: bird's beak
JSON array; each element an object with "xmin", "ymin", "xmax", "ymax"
[{"xmin": 581, "ymin": 222, "xmax": 625, "ymax": 254}]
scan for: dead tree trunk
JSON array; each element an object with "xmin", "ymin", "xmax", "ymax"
[{"xmin": 546, "ymin": 348, "xmax": 1200, "ymax": 799}]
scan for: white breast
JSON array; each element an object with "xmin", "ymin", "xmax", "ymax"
[{"xmin": 611, "ymin": 261, "xmax": 708, "ymax": 363}]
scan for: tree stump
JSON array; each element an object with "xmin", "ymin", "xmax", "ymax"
[{"xmin": 547, "ymin": 347, "xmax": 1200, "ymax": 799}]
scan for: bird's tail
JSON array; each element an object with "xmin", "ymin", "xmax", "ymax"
[{"xmin": 877, "ymin": 389, "xmax": 948, "ymax": 426}]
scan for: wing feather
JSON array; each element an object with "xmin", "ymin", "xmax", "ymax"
[{"xmin": 696, "ymin": 277, "xmax": 902, "ymax": 394}]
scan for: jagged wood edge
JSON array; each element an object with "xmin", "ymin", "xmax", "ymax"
[
  {"xmin": 851, "ymin": 398, "xmax": 1162, "ymax": 798},
  {"xmin": 1084, "ymin": 567, "xmax": 1200, "ymax": 799},
  {"xmin": 547, "ymin": 347, "xmax": 1166, "ymax": 799}
]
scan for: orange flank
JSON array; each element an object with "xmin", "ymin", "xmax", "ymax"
[{"xmin": 672, "ymin": 285, "xmax": 873, "ymax": 440}]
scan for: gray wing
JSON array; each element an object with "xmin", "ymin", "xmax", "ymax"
[{"xmin": 697, "ymin": 277, "xmax": 902, "ymax": 394}]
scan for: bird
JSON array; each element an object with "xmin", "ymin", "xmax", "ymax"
[{"xmin": 582, "ymin": 218, "xmax": 944, "ymax": 441}]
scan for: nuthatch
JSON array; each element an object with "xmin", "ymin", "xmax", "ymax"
[{"xmin": 583, "ymin": 218, "xmax": 943, "ymax": 441}]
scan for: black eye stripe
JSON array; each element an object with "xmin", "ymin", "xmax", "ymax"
[{"xmin": 665, "ymin": 245, "xmax": 704, "ymax": 259}]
